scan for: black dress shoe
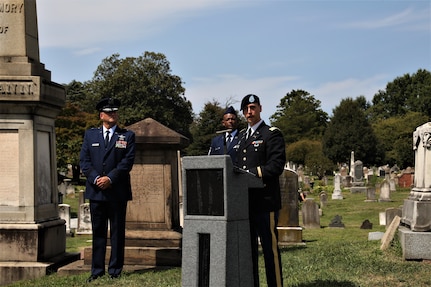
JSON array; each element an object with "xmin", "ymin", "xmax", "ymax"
[
  {"xmin": 109, "ymin": 274, "xmax": 120, "ymax": 279},
  {"xmin": 86, "ymin": 274, "xmax": 103, "ymax": 282}
]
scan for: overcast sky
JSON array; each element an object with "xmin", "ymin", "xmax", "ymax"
[{"xmin": 36, "ymin": 0, "xmax": 430, "ymax": 123}]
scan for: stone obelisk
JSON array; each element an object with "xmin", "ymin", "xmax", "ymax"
[{"xmin": 0, "ymin": 1, "xmax": 76, "ymax": 285}]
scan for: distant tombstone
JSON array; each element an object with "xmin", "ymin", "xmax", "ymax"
[
  {"xmin": 329, "ymin": 215, "xmax": 345, "ymax": 228},
  {"xmin": 77, "ymin": 203, "xmax": 92, "ymax": 234},
  {"xmin": 368, "ymin": 232, "xmax": 384, "ymax": 241},
  {"xmin": 342, "ymin": 176, "xmax": 352, "ymax": 188},
  {"xmin": 65, "ymin": 179, "xmax": 75, "ymax": 196},
  {"xmin": 351, "ymin": 160, "xmax": 367, "ymax": 193},
  {"xmin": 278, "ymin": 169, "xmax": 303, "ymax": 245},
  {"xmin": 363, "ymin": 167, "xmax": 369, "ymax": 182},
  {"xmin": 332, "ymin": 174, "xmax": 343, "ymax": 200},
  {"xmin": 365, "ymin": 187, "xmax": 376, "ymax": 202},
  {"xmin": 58, "ymin": 204, "xmax": 71, "ymax": 234},
  {"xmin": 353, "ymin": 160, "xmax": 364, "ymax": 182},
  {"xmin": 58, "ymin": 181, "xmax": 66, "ymax": 196},
  {"xmin": 360, "ymin": 219, "xmax": 373, "ymax": 229},
  {"xmin": 379, "ymin": 212, "xmax": 386, "ymax": 226},
  {"xmin": 379, "ymin": 180, "xmax": 392, "ymax": 202},
  {"xmin": 389, "ymin": 179, "xmax": 396, "ymax": 192},
  {"xmin": 340, "ymin": 166, "xmax": 348, "ymax": 177},
  {"xmin": 319, "ymin": 192, "xmax": 328, "ymax": 208},
  {"xmin": 302, "ymin": 199, "xmax": 320, "ymax": 229},
  {"xmin": 385, "ymin": 207, "xmax": 402, "ymax": 229}
]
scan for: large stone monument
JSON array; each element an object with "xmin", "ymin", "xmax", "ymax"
[
  {"xmin": 0, "ymin": 1, "xmax": 77, "ymax": 285},
  {"xmin": 399, "ymin": 122, "xmax": 431, "ymax": 259},
  {"xmin": 181, "ymin": 155, "xmax": 261, "ymax": 287}
]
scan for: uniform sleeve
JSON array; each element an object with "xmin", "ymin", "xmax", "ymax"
[{"xmin": 79, "ymin": 130, "xmax": 100, "ymax": 184}]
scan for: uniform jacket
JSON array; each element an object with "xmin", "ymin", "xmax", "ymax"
[
  {"xmin": 236, "ymin": 121, "xmax": 286, "ymax": 212},
  {"xmin": 208, "ymin": 130, "xmax": 239, "ymax": 163},
  {"xmin": 80, "ymin": 126, "xmax": 136, "ymax": 202}
]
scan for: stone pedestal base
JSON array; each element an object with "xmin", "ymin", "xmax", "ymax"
[
  {"xmin": 402, "ymin": 198, "xmax": 431, "ymax": 231},
  {"xmin": 0, "ymin": 219, "xmax": 66, "ymax": 261},
  {"xmin": 398, "ymin": 225, "xmax": 431, "ymax": 260},
  {"xmin": 0, "ymin": 219, "xmax": 80, "ymax": 285},
  {"xmin": 278, "ymin": 227, "xmax": 304, "ymax": 246}
]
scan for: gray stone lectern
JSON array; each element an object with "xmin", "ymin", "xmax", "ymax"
[
  {"xmin": 181, "ymin": 155, "xmax": 262, "ymax": 287},
  {"xmin": 0, "ymin": 1, "xmax": 77, "ymax": 285}
]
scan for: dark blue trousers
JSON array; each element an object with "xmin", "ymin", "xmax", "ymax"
[
  {"xmin": 90, "ymin": 200, "xmax": 127, "ymax": 277},
  {"xmin": 250, "ymin": 211, "xmax": 283, "ymax": 287}
]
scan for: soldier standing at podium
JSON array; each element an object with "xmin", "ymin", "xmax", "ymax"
[{"xmin": 236, "ymin": 94, "xmax": 286, "ymax": 287}]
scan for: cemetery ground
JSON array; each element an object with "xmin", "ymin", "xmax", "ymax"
[{"xmin": 6, "ymin": 185, "xmax": 431, "ymax": 287}]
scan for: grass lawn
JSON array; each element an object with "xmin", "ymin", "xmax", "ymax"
[{"xmin": 6, "ymin": 186, "xmax": 431, "ymax": 286}]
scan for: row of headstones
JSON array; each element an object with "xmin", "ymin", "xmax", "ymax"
[
  {"xmin": 301, "ymin": 196, "xmax": 401, "ymax": 232},
  {"xmin": 58, "ymin": 190, "xmax": 92, "ymax": 235}
]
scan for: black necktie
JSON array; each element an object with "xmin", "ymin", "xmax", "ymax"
[
  {"xmin": 105, "ymin": 130, "xmax": 110, "ymax": 147},
  {"xmin": 226, "ymin": 133, "xmax": 232, "ymax": 144},
  {"xmin": 246, "ymin": 129, "xmax": 251, "ymax": 140}
]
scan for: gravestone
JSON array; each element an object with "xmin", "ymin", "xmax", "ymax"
[
  {"xmin": 365, "ymin": 186, "xmax": 377, "ymax": 202},
  {"xmin": 329, "ymin": 215, "xmax": 345, "ymax": 228},
  {"xmin": 385, "ymin": 207, "xmax": 401, "ymax": 229},
  {"xmin": 0, "ymin": 1, "xmax": 79, "ymax": 285},
  {"xmin": 58, "ymin": 204, "xmax": 71, "ymax": 235},
  {"xmin": 332, "ymin": 173, "xmax": 343, "ymax": 199},
  {"xmin": 181, "ymin": 155, "xmax": 259, "ymax": 287},
  {"xmin": 379, "ymin": 180, "xmax": 392, "ymax": 202},
  {"xmin": 399, "ymin": 122, "xmax": 431, "ymax": 260},
  {"xmin": 302, "ymin": 199, "xmax": 320, "ymax": 229},
  {"xmin": 76, "ymin": 203, "xmax": 92, "ymax": 235},
  {"xmin": 360, "ymin": 219, "xmax": 373, "ymax": 229},
  {"xmin": 319, "ymin": 191, "xmax": 328, "ymax": 208},
  {"xmin": 350, "ymin": 160, "xmax": 367, "ymax": 193},
  {"xmin": 278, "ymin": 168, "xmax": 303, "ymax": 245}
]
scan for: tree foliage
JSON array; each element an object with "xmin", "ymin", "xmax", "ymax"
[
  {"xmin": 372, "ymin": 111, "xmax": 429, "ymax": 168},
  {"xmin": 370, "ymin": 69, "xmax": 431, "ymax": 120},
  {"xmin": 55, "ymin": 52, "xmax": 193, "ymax": 172},
  {"xmin": 286, "ymin": 139, "xmax": 334, "ymax": 177},
  {"xmin": 322, "ymin": 97, "xmax": 380, "ymax": 166},
  {"xmin": 89, "ymin": 52, "xmax": 193, "ymax": 137},
  {"xmin": 270, "ymin": 90, "xmax": 328, "ymax": 144}
]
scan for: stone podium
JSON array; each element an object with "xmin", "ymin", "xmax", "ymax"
[
  {"xmin": 0, "ymin": 1, "xmax": 78, "ymax": 285},
  {"xmin": 399, "ymin": 122, "xmax": 431, "ymax": 259},
  {"xmin": 181, "ymin": 155, "xmax": 262, "ymax": 287}
]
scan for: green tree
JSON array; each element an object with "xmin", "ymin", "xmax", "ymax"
[
  {"xmin": 372, "ymin": 111, "xmax": 429, "ymax": 168},
  {"xmin": 55, "ymin": 101, "xmax": 99, "ymax": 180},
  {"xmin": 55, "ymin": 52, "xmax": 192, "ymax": 173},
  {"xmin": 89, "ymin": 52, "xmax": 193, "ymax": 137},
  {"xmin": 286, "ymin": 139, "xmax": 334, "ymax": 177},
  {"xmin": 370, "ymin": 69, "xmax": 431, "ymax": 120},
  {"xmin": 270, "ymin": 90, "xmax": 328, "ymax": 144},
  {"xmin": 322, "ymin": 97, "xmax": 380, "ymax": 166}
]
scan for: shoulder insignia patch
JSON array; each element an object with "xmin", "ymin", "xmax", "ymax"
[{"xmin": 269, "ymin": 127, "xmax": 280, "ymax": 132}]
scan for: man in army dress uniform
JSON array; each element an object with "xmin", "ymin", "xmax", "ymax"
[{"xmin": 236, "ymin": 94, "xmax": 286, "ymax": 287}]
